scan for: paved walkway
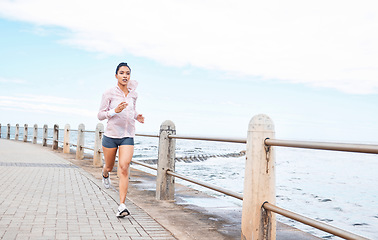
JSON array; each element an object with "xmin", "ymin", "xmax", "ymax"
[{"xmin": 0, "ymin": 139, "xmax": 176, "ymax": 240}]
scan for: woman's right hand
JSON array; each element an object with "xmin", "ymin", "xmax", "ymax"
[{"xmin": 115, "ymin": 101, "xmax": 128, "ymax": 113}]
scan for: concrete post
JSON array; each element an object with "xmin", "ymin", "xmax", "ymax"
[
  {"xmin": 42, "ymin": 124, "xmax": 48, "ymax": 146},
  {"xmin": 156, "ymin": 120, "xmax": 176, "ymax": 201},
  {"xmin": 63, "ymin": 124, "xmax": 70, "ymax": 153},
  {"xmin": 15, "ymin": 124, "xmax": 19, "ymax": 141},
  {"xmin": 7, "ymin": 124, "xmax": 10, "ymax": 139},
  {"xmin": 52, "ymin": 124, "xmax": 59, "ymax": 150},
  {"xmin": 76, "ymin": 123, "xmax": 85, "ymax": 160},
  {"xmin": 23, "ymin": 124, "xmax": 28, "ymax": 142},
  {"xmin": 33, "ymin": 124, "xmax": 38, "ymax": 144},
  {"xmin": 241, "ymin": 114, "xmax": 276, "ymax": 240},
  {"xmin": 93, "ymin": 123, "xmax": 104, "ymax": 166},
  {"xmin": 0, "ymin": 123, "xmax": 1, "ymax": 138}
]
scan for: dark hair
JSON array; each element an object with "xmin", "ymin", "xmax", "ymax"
[{"xmin": 115, "ymin": 62, "xmax": 131, "ymax": 74}]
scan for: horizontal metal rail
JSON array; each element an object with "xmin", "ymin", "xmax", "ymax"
[
  {"xmin": 265, "ymin": 139, "xmax": 378, "ymax": 154},
  {"xmin": 130, "ymin": 160, "xmax": 243, "ymax": 200},
  {"xmin": 136, "ymin": 133, "xmax": 159, "ymax": 138},
  {"xmin": 168, "ymin": 134, "xmax": 246, "ymax": 143},
  {"xmin": 79, "ymin": 146, "xmax": 94, "ymax": 151},
  {"xmin": 82, "ymin": 130, "xmax": 95, "ymax": 133},
  {"xmin": 167, "ymin": 170, "xmax": 243, "ymax": 200},
  {"xmin": 131, "ymin": 160, "xmax": 158, "ymax": 170},
  {"xmin": 60, "ymin": 142, "xmax": 92, "ymax": 151},
  {"xmin": 263, "ymin": 202, "xmax": 369, "ymax": 240}
]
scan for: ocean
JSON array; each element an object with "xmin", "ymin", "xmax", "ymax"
[{"xmin": 1, "ymin": 126, "xmax": 377, "ymax": 239}]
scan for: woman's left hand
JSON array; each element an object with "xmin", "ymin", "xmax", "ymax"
[{"xmin": 136, "ymin": 114, "xmax": 145, "ymax": 123}]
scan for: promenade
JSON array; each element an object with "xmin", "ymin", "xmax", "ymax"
[
  {"xmin": 0, "ymin": 139, "xmax": 176, "ymax": 240},
  {"xmin": 0, "ymin": 138, "xmax": 321, "ymax": 240}
]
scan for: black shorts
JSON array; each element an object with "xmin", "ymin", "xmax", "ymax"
[{"xmin": 102, "ymin": 135, "xmax": 134, "ymax": 148}]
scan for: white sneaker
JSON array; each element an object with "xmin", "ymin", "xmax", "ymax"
[
  {"xmin": 116, "ymin": 203, "xmax": 130, "ymax": 218},
  {"xmin": 102, "ymin": 171, "xmax": 111, "ymax": 189}
]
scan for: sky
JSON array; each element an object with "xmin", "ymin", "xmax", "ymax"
[{"xmin": 0, "ymin": 0, "xmax": 378, "ymax": 143}]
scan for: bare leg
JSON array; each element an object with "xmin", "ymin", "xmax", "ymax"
[
  {"xmin": 118, "ymin": 145, "xmax": 134, "ymax": 203},
  {"xmin": 102, "ymin": 146, "xmax": 117, "ymax": 176}
]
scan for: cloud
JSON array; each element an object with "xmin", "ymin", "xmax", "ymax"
[
  {"xmin": 0, "ymin": 0, "xmax": 378, "ymax": 94},
  {"xmin": 0, "ymin": 94, "xmax": 78, "ymax": 105},
  {"xmin": 0, "ymin": 95, "xmax": 96, "ymax": 117},
  {"xmin": 0, "ymin": 77, "xmax": 26, "ymax": 84}
]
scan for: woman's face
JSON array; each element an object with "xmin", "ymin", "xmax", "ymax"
[{"xmin": 116, "ymin": 66, "xmax": 131, "ymax": 86}]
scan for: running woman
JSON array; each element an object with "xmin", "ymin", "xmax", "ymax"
[{"xmin": 97, "ymin": 62, "xmax": 145, "ymax": 218}]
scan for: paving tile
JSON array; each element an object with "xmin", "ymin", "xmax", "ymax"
[{"xmin": 0, "ymin": 140, "xmax": 176, "ymax": 240}]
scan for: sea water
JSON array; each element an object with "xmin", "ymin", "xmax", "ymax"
[
  {"xmin": 131, "ymin": 137, "xmax": 378, "ymax": 240},
  {"xmin": 1, "ymin": 127, "xmax": 377, "ymax": 239}
]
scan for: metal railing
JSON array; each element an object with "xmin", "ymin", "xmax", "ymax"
[
  {"xmin": 0, "ymin": 123, "xmax": 103, "ymax": 165},
  {"xmin": 131, "ymin": 160, "xmax": 158, "ymax": 171},
  {"xmin": 134, "ymin": 133, "xmax": 244, "ymax": 200},
  {"xmin": 263, "ymin": 202, "xmax": 368, "ymax": 240},
  {"xmin": 149, "ymin": 118, "xmax": 374, "ymax": 240},
  {"xmin": 260, "ymin": 138, "xmax": 376, "ymax": 240},
  {"xmin": 264, "ymin": 138, "xmax": 378, "ymax": 154},
  {"xmin": 166, "ymin": 169, "xmax": 244, "ymax": 200},
  {"xmin": 168, "ymin": 134, "xmax": 246, "ymax": 143},
  {"xmin": 1, "ymin": 118, "xmax": 375, "ymax": 240},
  {"xmin": 136, "ymin": 133, "xmax": 159, "ymax": 138}
]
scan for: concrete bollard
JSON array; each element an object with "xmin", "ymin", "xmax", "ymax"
[
  {"xmin": 76, "ymin": 123, "xmax": 85, "ymax": 160},
  {"xmin": 42, "ymin": 124, "xmax": 48, "ymax": 146},
  {"xmin": 7, "ymin": 124, "xmax": 10, "ymax": 139},
  {"xmin": 23, "ymin": 124, "xmax": 28, "ymax": 142},
  {"xmin": 156, "ymin": 120, "xmax": 176, "ymax": 201},
  {"xmin": 52, "ymin": 124, "xmax": 59, "ymax": 150},
  {"xmin": 93, "ymin": 123, "xmax": 104, "ymax": 166},
  {"xmin": 15, "ymin": 124, "xmax": 19, "ymax": 141},
  {"xmin": 63, "ymin": 124, "xmax": 70, "ymax": 153},
  {"xmin": 241, "ymin": 114, "xmax": 276, "ymax": 240},
  {"xmin": 33, "ymin": 124, "xmax": 38, "ymax": 144}
]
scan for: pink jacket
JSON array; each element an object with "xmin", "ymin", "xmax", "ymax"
[{"xmin": 97, "ymin": 80, "xmax": 139, "ymax": 138}]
